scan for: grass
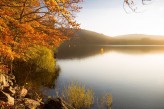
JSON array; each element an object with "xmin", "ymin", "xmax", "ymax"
[
  {"xmin": 101, "ymin": 93, "xmax": 112, "ymax": 109},
  {"xmin": 62, "ymin": 82, "xmax": 94, "ymax": 109}
]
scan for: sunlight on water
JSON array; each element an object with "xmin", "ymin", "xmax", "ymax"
[
  {"xmin": 51, "ymin": 47, "xmax": 164, "ymax": 109},
  {"xmin": 58, "ymin": 51, "xmax": 164, "ymax": 87}
]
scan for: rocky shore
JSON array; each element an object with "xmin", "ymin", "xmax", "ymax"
[{"xmin": 0, "ymin": 73, "xmax": 73, "ymax": 109}]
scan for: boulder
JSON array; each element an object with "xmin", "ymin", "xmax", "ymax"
[
  {"xmin": 8, "ymin": 74, "xmax": 16, "ymax": 86},
  {"xmin": 24, "ymin": 98, "xmax": 40, "ymax": 109},
  {"xmin": 0, "ymin": 74, "xmax": 9, "ymax": 90},
  {"xmin": 14, "ymin": 98, "xmax": 25, "ymax": 108},
  {"xmin": 0, "ymin": 91, "xmax": 14, "ymax": 105},
  {"xmin": 43, "ymin": 98, "xmax": 75, "ymax": 109},
  {"xmin": 3, "ymin": 86, "xmax": 16, "ymax": 96},
  {"xmin": 8, "ymin": 79, "xmax": 14, "ymax": 86},
  {"xmin": 20, "ymin": 87, "xmax": 28, "ymax": 97}
]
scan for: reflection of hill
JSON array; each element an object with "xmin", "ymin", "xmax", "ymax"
[
  {"xmin": 57, "ymin": 45, "xmax": 164, "ymax": 59},
  {"xmin": 107, "ymin": 46, "xmax": 164, "ymax": 55},
  {"xmin": 57, "ymin": 45, "xmax": 102, "ymax": 59}
]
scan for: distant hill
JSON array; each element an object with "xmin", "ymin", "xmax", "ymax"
[
  {"xmin": 60, "ymin": 29, "xmax": 164, "ymax": 46},
  {"xmin": 65, "ymin": 29, "xmax": 113, "ymax": 45},
  {"xmin": 115, "ymin": 34, "xmax": 164, "ymax": 40},
  {"xmin": 57, "ymin": 30, "xmax": 164, "ymax": 59}
]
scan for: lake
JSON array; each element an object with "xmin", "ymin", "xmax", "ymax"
[{"xmin": 44, "ymin": 46, "xmax": 164, "ymax": 109}]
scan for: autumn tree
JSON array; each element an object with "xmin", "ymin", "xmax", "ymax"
[{"xmin": 0, "ymin": 0, "xmax": 82, "ymax": 71}]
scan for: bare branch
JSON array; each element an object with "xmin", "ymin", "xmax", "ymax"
[
  {"xmin": 124, "ymin": 0, "xmax": 136, "ymax": 13},
  {"xmin": 123, "ymin": 2, "xmax": 130, "ymax": 14},
  {"xmin": 124, "ymin": 0, "xmax": 152, "ymax": 13},
  {"xmin": 54, "ymin": 0, "xmax": 72, "ymax": 24},
  {"xmin": 142, "ymin": 0, "xmax": 153, "ymax": 5},
  {"xmin": 23, "ymin": 13, "xmax": 48, "ymax": 23},
  {"xmin": 22, "ymin": 12, "xmax": 49, "ymax": 18},
  {"xmin": 34, "ymin": 6, "xmax": 49, "ymax": 12}
]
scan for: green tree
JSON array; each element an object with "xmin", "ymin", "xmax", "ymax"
[{"xmin": 13, "ymin": 46, "xmax": 59, "ymax": 87}]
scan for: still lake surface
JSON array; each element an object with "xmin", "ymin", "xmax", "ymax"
[{"xmin": 44, "ymin": 46, "xmax": 164, "ymax": 109}]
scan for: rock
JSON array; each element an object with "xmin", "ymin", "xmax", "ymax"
[
  {"xmin": 14, "ymin": 104, "xmax": 25, "ymax": 109},
  {"xmin": 20, "ymin": 87, "xmax": 28, "ymax": 97},
  {"xmin": 3, "ymin": 86, "xmax": 16, "ymax": 95},
  {"xmin": 24, "ymin": 98, "xmax": 40, "ymax": 109},
  {"xmin": 0, "ymin": 74, "xmax": 9, "ymax": 90},
  {"xmin": 43, "ymin": 98, "xmax": 75, "ymax": 109},
  {"xmin": 8, "ymin": 79, "xmax": 14, "ymax": 86},
  {"xmin": 0, "ymin": 91, "xmax": 14, "ymax": 105},
  {"xmin": 25, "ymin": 89, "xmax": 40, "ymax": 100},
  {"xmin": 8, "ymin": 74, "xmax": 16, "ymax": 86},
  {"xmin": 0, "ymin": 91, "xmax": 8, "ymax": 102},
  {"xmin": 14, "ymin": 98, "xmax": 25, "ymax": 108},
  {"xmin": 8, "ymin": 74, "xmax": 15, "ymax": 80}
]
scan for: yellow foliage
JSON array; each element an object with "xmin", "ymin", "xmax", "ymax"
[
  {"xmin": 101, "ymin": 94, "xmax": 112, "ymax": 108},
  {"xmin": 62, "ymin": 82, "xmax": 94, "ymax": 109}
]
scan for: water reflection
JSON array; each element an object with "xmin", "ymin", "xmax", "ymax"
[
  {"xmin": 13, "ymin": 66, "xmax": 60, "ymax": 89},
  {"xmin": 57, "ymin": 45, "xmax": 164, "ymax": 59},
  {"xmin": 14, "ymin": 45, "xmax": 164, "ymax": 108},
  {"xmin": 55, "ymin": 45, "xmax": 164, "ymax": 109}
]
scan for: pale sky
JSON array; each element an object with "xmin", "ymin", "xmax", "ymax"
[{"xmin": 76, "ymin": 0, "xmax": 164, "ymax": 36}]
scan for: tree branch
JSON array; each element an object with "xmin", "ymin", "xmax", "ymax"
[
  {"xmin": 19, "ymin": 0, "xmax": 28, "ymax": 23},
  {"xmin": 54, "ymin": 0, "xmax": 72, "ymax": 24},
  {"xmin": 0, "ymin": 4, "xmax": 31, "ymax": 8},
  {"xmin": 23, "ymin": 13, "xmax": 48, "ymax": 23},
  {"xmin": 21, "ymin": 6, "xmax": 49, "ymax": 18},
  {"xmin": 22, "ymin": 12, "xmax": 50, "ymax": 18}
]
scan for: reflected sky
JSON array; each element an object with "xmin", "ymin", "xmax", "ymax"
[{"xmin": 56, "ymin": 50, "xmax": 164, "ymax": 109}]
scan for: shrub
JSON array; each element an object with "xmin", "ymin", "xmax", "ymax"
[
  {"xmin": 62, "ymin": 82, "xmax": 94, "ymax": 109},
  {"xmin": 101, "ymin": 93, "xmax": 112, "ymax": 109},
  {"xmin": 27, "ymin": 46, "xmax": 56, "ymax": 73},
  {"xmin": 13, "ymin": 46, "xmax": 58, "ymax": 87}
]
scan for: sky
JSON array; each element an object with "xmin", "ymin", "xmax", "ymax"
[{"xmin": 76, "ymin": 0, "xmax": 164, "ymax": 36}]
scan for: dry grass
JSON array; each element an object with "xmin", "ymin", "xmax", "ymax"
[
  {"xmin": 101, "ymin": 93, "xmax": 112, "ymax": 109},
  {"xmin": 62, "ymin": 82, "xmax": 94, "ymax": 109}
]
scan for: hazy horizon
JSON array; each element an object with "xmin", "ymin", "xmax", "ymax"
[
  {"xmin": 80, "ymin": 29, "xmax": 164, "ymax": 37},
  {"xmin": 82, "ymin": 30, "xmax": 164, "ymax": 37},
  {"xmin": 76, "ymin": 0, "xmax": 164, "ymax": 36}
]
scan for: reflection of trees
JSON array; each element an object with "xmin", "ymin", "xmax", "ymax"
[
  {"xmin": 57, "ymin": 45, "xmax": 164, "ymax": 59},
  {"xmin": 13, "ymin": 64, "xmax": 60, "ymax": 89},
  {"xmin": 57, "ymin": 45, "xmax": 103, "ymax": 59},
  {"xmin": 13, "ymin": 46, "xmax": 60, "ymax": 89}
]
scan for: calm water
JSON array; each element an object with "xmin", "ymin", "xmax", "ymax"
[{"xmin": 44, "ymin": 46, "xmax": 164, "ymax": 109}]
